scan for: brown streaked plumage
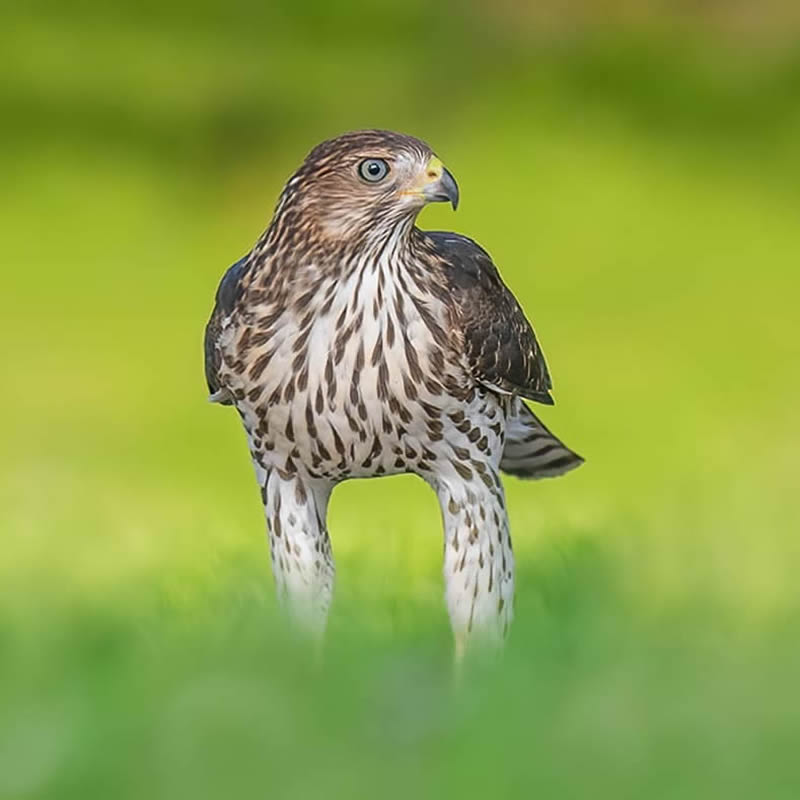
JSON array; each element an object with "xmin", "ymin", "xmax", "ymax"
[{"xmin": 205, "ymin": 129, "xmax": 583, "ymax": 658}]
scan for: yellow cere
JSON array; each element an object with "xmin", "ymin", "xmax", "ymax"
[{"xmin": 424, "ymin": 156, "xmax": 444, "ymax": 182}]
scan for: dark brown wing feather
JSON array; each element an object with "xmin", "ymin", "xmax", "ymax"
[
  {"xmin": 426, "ymin": 232, "xmax": 554, "ymax": 405},
  {"xmin": 204, "ymin": 255, "xmax": 248, "ymax": 402}
]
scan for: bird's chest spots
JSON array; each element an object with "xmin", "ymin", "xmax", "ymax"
[{"xmin": 227, "ymin": 264, "xmax": 467, "ymax": 480}]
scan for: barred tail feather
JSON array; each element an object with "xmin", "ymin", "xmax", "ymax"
[{"xmin": 500, "ymin": 404, "xmax": 584, "ymax": 479}]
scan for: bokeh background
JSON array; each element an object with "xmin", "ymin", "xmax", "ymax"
[{"xmin": 2, "ymin": 1, "xmax": 800, "ymax": 797}]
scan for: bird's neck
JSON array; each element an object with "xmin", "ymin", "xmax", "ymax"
[{"xmin": 252, "ymin": 201, "xmax": 424, "ymax": 286}]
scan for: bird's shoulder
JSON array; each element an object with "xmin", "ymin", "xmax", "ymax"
[
  {"xmin": 423, "ymin": 231, "xmax": 500, "ymax": 289},
  {"xmin": 421, "ymin": 230, "xmax": 554, "ymax": 405},
  {"xmin": 204, "ymin": 255, "xmax": 249, "ymax": 402},
  {"xmin": 213, "ymin": 255, "xmax": 249, "ymax": 317}
]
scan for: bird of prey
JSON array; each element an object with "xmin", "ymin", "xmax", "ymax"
[{"xmin": 205, "ymin": 130, "xmax": 582, "ymax": 657}]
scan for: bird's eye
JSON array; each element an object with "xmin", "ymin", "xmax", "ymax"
[{"xmin": 358, "ymin": 158, "xmax": 390, "ymax": 183}]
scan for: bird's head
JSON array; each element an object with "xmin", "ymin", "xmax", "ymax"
[{"xmin": 277, "ymin": 130, "xmax": 459, "ymax": 244}]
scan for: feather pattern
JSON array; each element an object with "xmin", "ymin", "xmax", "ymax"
[{"xmin": 203, "ymin": 130, "xmax": 582, "ymax": 654}]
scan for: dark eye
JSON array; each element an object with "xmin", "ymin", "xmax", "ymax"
[{"xmin": 358, "ymin": 158, "xmax": 390, "ymax": 183}]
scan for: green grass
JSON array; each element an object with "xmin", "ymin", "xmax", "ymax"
[{"xmin": 2, "ymin": 6, "xmax": 800, "ymax": 797}]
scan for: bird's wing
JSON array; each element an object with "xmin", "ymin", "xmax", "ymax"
[
  {"xmin": 204, "ymin": 255, "xmax": 248, "ymax": 403},
  {"xmin": 425, "ymin": 231, "xmax": 554, "ymax": 405}
]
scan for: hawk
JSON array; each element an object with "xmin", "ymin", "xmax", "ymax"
[{"xmin": 205, "ymin": 130, "xmax": 583, "ymax": 657}]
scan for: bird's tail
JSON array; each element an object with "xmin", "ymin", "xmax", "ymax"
[{"xmin": 500, "ymin": 403, "xmax": 584, "ymax": 479}]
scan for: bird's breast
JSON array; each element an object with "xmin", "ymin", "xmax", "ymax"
[{"xmin": 221, "ymin": 260, "xmax": 474, "ymax": 480}]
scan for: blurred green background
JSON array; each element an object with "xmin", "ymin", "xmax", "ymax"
[{"xmin": 2, "ymin": 1, "xmax": 800, "ymax": 797}]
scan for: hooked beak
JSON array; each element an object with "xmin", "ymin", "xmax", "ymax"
[{"xmin": 418, "ymin": 156, "xmax": 460, "ymax": 210}]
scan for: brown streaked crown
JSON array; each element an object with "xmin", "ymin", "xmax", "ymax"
[{"xmin": 303, "ymin": 129, "xmax": 433, "ymax": 168}]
